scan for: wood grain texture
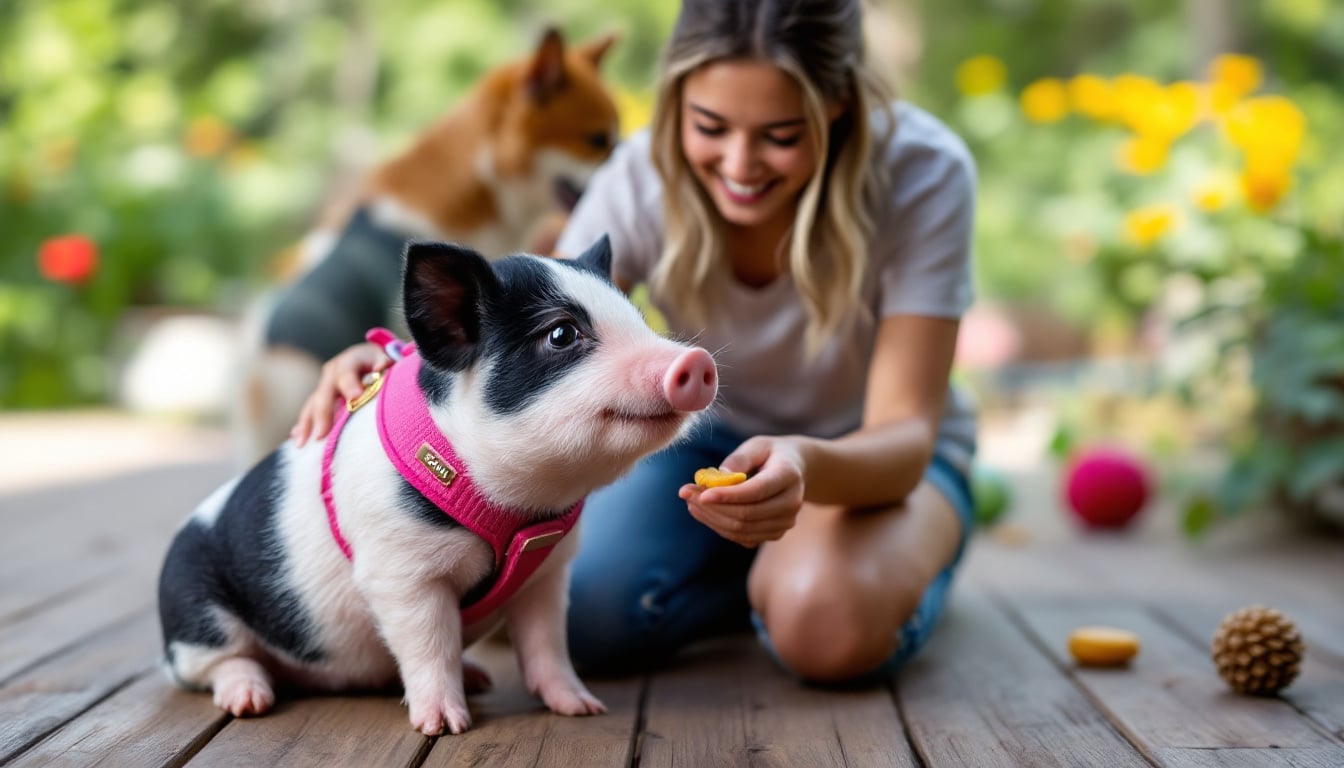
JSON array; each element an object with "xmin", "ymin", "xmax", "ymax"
[
  {"xmin": 186, "ymin": 694, "xmax": 431, "ymax": 768},
  {"xmin": 7, "ymin": 672, "xmax": 228, "ymax": 768},
  {"xmin": 1007, "ymin": 599, "xmax": 1344, "ymax": 765},
  {"xmin": 0, "ymin": 609, "xmax": 160, "ymax": 764},
  {"xmin": 1151, "ymin": 596, "xmax": 1344, "ymax": 743},
  {"xmin": 639, "ymin": 635, "xmax": 919, "ymax": 768},
  {"xmin": 0, "ymin": 576, "xmax": 152, "ymax": 686},
  {"xmin": 421, "ymin": 641, "xmax": 640, "ymax": 768},
  {"xmin": 897, "ymin": 591, "xmax": 1149, "ymax": 768}
]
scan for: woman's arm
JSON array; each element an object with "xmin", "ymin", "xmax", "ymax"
[
  {"xmin": 797, "ymin": 313, "xmax": 959, "ymax": 507},
  {"xmin": 681, "ymin": 313, "xmax": 959, "ymax": 546}
]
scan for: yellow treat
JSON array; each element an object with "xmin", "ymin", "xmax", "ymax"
[
  {"xmin": 694, "ymin": 467, "xmax": 748, "ymax": 488},
  {"xmin": 1068, "ymin": 626, "xmax": 1141, "ymax": 666}
]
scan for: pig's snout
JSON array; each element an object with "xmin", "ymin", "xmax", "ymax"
[{"xmin": 662, "ymin": 347, "xmax": 717, "ymax": 412}]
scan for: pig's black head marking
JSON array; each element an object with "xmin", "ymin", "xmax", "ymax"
[
  {"xmin": 402, "ymin": 241, "xmax": 501, "ymax": 374},
  {"xmin": 479, "ymin": 257, "xmax": 601, "ymax": 415}
]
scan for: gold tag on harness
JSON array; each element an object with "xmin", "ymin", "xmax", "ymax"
[
  {"xmin": 346, "ymin": 370, "xmax": 385, "ymax": 413},
  {"xmin": 417, "ymin": 443, "xmax": 458, "ymax": 486}
]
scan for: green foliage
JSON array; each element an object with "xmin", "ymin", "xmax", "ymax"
[
  {"xmin": 1192, "ymin": 230, "xmax": 1344, "ymax": 527},
  {"xmin": 919, "ymin": 1, "xmax": 1344, "ymax": 529},
  {"xmin": 0, "ymin": 0, "xmax": 675, "ymax": 408}
]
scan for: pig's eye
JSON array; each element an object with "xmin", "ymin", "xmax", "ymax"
[{"xmin": 547, "ymin": 322, "xmax": 580, "ymax": 349}]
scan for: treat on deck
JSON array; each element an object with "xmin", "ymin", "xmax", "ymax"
[
  {"xmin": 1068, "ymin": 626, "xmax": 1141, "ymax": 666},
  {"xmin": 694, "ymin": 467, "xmax": 748, "ymax": 488}
]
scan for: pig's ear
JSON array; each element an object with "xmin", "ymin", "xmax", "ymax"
[
  {"xmin": 574, "ymin": 234, "xmax": 613, "ymax": 282},
  {"xmin": 402, "ymin": 242, "xmax": 500, "ymax": 372}
]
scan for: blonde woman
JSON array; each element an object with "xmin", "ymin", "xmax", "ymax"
[{"xmin": 295, "ymin": 0, "xmax": 978, "ymax": 685}]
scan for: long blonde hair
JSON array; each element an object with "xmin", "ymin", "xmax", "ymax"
[{"xmin": 649, "ymin": 0, "xmax": 894, "ymax": 353}]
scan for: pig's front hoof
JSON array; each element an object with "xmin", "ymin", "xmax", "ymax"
[
  {"xmin": 210, "ymin": 659, "xmax": 275, "ymax": 717},
  {"xmin": 408, "ymin": 697, "xmax": 472, "ymax": 735},
  {"xmin": 539, "ymin": 682, "xmax": 607, "ymax": 717}
]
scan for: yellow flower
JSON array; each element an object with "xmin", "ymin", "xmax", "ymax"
[
  {"xmin": 1068, "ymin": 74, "xmax": 1115, "ymax": 121},
  {"xmin": 1116, "ymin": 135, "xmax": 1169, "ymax": 175},
  {"xmin": 1208, "ymin": 54, "xmax": 1263, "ymax": 98},
  {"xmin": 1123, "ymin": 81, "xmax": 1200, "ymax": 142},
  {"xmin": 1124, "ymin": 204, "xmax": 1180, "ymax": 247},
  {"xmin": 1191, "ymin": 171, "xmax": 1239, "ymax": 212},
  {"xmin": 1111, "ymin": 75, "xmax": 1165, "ymax": 134},
  {"xmin": 185, "ymin": 116, "xmax": 233, "ymax": 158},
  {"xmin": 1224, "ymin": 95, "xmax": 1306, "ymax": 167},
  {"xmin": 1240, "ymin": 162, "xmax": 1293, "ymax": 213},
  {"xmin": 1200, "ymin": 81, "xmax": 1241, "ymax": 121},
  {"xmin": 957, "ymin": 55, "xmax": 1007, "ymax": 97},
  {"xmin": 1021, "ymin": 78, "xmax": 1069, "ymax": 123}
]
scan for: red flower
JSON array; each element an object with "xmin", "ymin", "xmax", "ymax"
[{"xmin": 38, "ymin": 235, "xmax": 99, "ymax": 283}]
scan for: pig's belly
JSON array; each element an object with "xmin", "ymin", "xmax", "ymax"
[
  {"xmin": 273, "ymin": 553, "xmax": 400, "ymax": 690},
  {"xmin": 298, "ymin": 593, "xmax": 399, "ymax": 691}
]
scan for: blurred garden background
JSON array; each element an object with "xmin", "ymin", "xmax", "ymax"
[{"xmin": 2, "ymin": 0, "xmax": 1342, "ymax": 534}]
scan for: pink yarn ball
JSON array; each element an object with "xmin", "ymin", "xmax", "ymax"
[{"xmin": 1064, "ymin": 448, "xmax": 1151, "ymax": 528}]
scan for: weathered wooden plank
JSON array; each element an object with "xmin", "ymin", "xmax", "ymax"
[
  {"xmin": 896, "ymin": 591, "xmax": 1149, "ymax": 767},
  {"xmin": 1039, "ymin": 521, "xmax": 1344, "ymax": 666},
  {"xmin": 421, "ymin": 641, "xmax": 640, "ymax": 768},
  {"xmin": 1152, "ymin": 596, "xmax": 1344, "ymax": 742},
  {"xmin": 0, "ymin": 565, "xmax": 106, "ymax": 627},
  {"xmin": 185, "ymin": 694, "xmax": 430, "ymax": 768},
  {"xmin": 0, "ymin": 577, "xmax": 152, "ymax": 686},
  {"xmin": 639, "ymin": 635, "xmax": 919, "ymax": 768},
  {"xmin": 7, "ymin": 671, "xmax": 228, "ymax": 768},
  {"xmin": 0, "ymin": 460, "xmax": 224, "ymax": 680},
  {"xmin": 1146, "ymin": 746, "xmax": 1344, "ymax": 767},
  {"xmin": 0, "ymin": 609, "xmax": 161, "ymax": 764},
  {"xmin": 0, "ymin": 462, "xmax": 229, "ymax": 570},
  {"xmin": 1008, "ymin": 600, "xmax": 1344, "ymax": 765}
]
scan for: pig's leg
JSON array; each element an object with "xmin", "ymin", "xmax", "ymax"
[
  {"xmin": 210, "ymin": 656, "xmax": 276, "ymax": 716},
  {"xmin": 506, "ymin": 562, "xmax": 606, "ymax": 716},
  {"xmin": 360, "ymin": 576, "xmax": 471, "ymax": 735}
]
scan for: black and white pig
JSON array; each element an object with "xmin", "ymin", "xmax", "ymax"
[{"xmin": 157, "ymin": 236, "xmax": 718, "ymax": 735}]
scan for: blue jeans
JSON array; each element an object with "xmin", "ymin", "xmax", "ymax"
[{"xmin": 566, "ymin": 420, "xmax": 975, "ymax": 685}]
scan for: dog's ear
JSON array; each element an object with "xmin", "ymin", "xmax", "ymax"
[
  {"xmin": 525, "ymin": 27, "xmax": 567, "ymax": 103},
  {"xmin": 577, "ymin": 32, "xmax": 618, "ymax": 69},
  {"xmin": 402, "ymin": 242, "xmax": 500, "ymax": 372},
  {"xmin": 574, "ymin": 234, "xmax": 613, "ymax": 282}
]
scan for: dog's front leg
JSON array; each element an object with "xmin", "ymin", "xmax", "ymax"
[
  {"xmin": 359, "ymin": 571, "xmax": 471, "ymax": 735},
  {"xmin": 505, "ymin": 558, "xmax": 606, "ymax": 716}
]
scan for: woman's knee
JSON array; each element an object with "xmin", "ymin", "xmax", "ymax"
[{"xmin": 752, "ymin": 562, "xmax": 925, "ymax": 684}]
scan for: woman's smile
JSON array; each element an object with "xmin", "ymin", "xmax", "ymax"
[{"xmin": 680, "ymin": 59, "xmax": 820, "ymax": 229}]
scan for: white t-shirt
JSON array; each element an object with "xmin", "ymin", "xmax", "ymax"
[{"xmin": 557, "ymin": 102, "xmax": 978, "ymax": 471}]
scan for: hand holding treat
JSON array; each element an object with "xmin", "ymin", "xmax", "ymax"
[
  {"xmin": 695, "ymin": 467, "xmax": 748, "ymax": 488},
  {"xmin": 681, "ymin": 436, "xmax": 807, "ymax": 548}
]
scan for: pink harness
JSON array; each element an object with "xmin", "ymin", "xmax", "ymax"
[{"xmin": 320, "ymin": 331, "xmax": 582, "ymax": 626}]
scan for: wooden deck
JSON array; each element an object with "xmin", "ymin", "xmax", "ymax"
[{"xmin": 3, "ymin": 412, "xmax": 1343, "ymax": 767}]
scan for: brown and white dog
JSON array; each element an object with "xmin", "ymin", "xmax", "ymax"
[{"xmin": 235, "ymin": 28, "xmax": 619, "ymax": 464}]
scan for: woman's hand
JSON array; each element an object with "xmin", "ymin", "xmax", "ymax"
[
  {"xmin": 679, "ymin": 435, "xmax": 808, "ymax": 547},
  {"xmin": 290, "ymin": 342, "xmax": 392, "ymax": 446}
]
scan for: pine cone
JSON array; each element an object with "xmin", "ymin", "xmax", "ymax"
[{"xmin": 1211, "ymin": 605, "xmax": 1305, "ymax": 695}]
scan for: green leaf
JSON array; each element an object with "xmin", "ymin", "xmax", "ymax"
[
  {"xmin": 1182, "ymin": 494, "xmax": 1217, "ymax": 538},
  {"xmin": 1048, "ymin": 423, "xmax": 1075, "ymax": 462}
]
